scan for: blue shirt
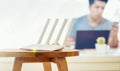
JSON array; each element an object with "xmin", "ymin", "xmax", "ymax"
[{"xmin": 70, "ymin": 15, "xmax": 113, "ymax": 38}]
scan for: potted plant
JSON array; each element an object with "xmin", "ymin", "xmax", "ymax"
[{"xmin": 95, "ymin": 37, "xmax": 107, "ymax": 55}]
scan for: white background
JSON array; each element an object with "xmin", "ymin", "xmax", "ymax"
[{"xmin": 0, "ymin": 0, "xmax": 120, "ymax": 49}]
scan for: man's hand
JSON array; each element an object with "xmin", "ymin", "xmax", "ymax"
[{"xmin": 109, "ymin": 22, "xmax": 119, "ymax": 48}]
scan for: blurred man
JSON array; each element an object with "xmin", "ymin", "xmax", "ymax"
[{"xmin": 66, "ymin": 0, "xmax": 119, "ymax": 48}]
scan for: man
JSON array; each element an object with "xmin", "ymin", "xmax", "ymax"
[{"xmin": 66, "ymin": 0, "xmax": 119, "ymax": 48}]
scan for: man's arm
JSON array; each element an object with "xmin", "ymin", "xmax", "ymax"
[
  {"xmin": 65, "ymin": 38, "xmax": 75, "ymax": 47},
  {"xmin": 108, "ymin": 23, "xmax": 119, "ymax": 48}
]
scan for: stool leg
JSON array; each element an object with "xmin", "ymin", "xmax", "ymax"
[
  {"xmin": 43, "ymin": 62, "xmax": 52, "ymax": 71},
  {"xmin": 13, "ymin": 57, "xmax": 23, "ymax": 71},
  {"xmin": 55, "ymin": 58, "xmax": 68, "ymax": 71}
]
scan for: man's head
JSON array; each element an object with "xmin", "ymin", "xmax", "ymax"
[{"xmin": 89, "ymin": 0, "xmax": 108, "ymax": 20}]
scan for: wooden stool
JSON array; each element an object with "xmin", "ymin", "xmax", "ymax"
[{"xmin": 0, "ymin": 49, "xmax": 79, "ymax": 71}]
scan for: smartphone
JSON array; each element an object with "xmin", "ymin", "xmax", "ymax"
[{"xmin": 112, "ymin": 22, "xmax": 119, "ymax": 27}]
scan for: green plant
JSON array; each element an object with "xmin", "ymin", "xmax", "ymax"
[{"xmin": 96, "ymin": 37, "xmax": 106, "ymax": 44}]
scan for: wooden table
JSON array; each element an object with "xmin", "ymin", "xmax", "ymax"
[{"xmin": 0, "ymin": 49, "xmax": 79, "ymax": 71}]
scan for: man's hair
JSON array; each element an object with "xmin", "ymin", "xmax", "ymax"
[{"xmin": 89, "ymin": 0, "xmax": 108, "ymax": 5}]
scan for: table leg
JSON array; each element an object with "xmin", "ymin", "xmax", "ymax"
[
  {"xmin": 13, "ymin": 57, "xmax": 23, "ymax": 71},
  {"xmin": 54, "ymin": 58, "xmax": 68, "ymax": 71},
  {"xmin": 43, "ymin": 62, "xmax": 52, "ymax": 71}
]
